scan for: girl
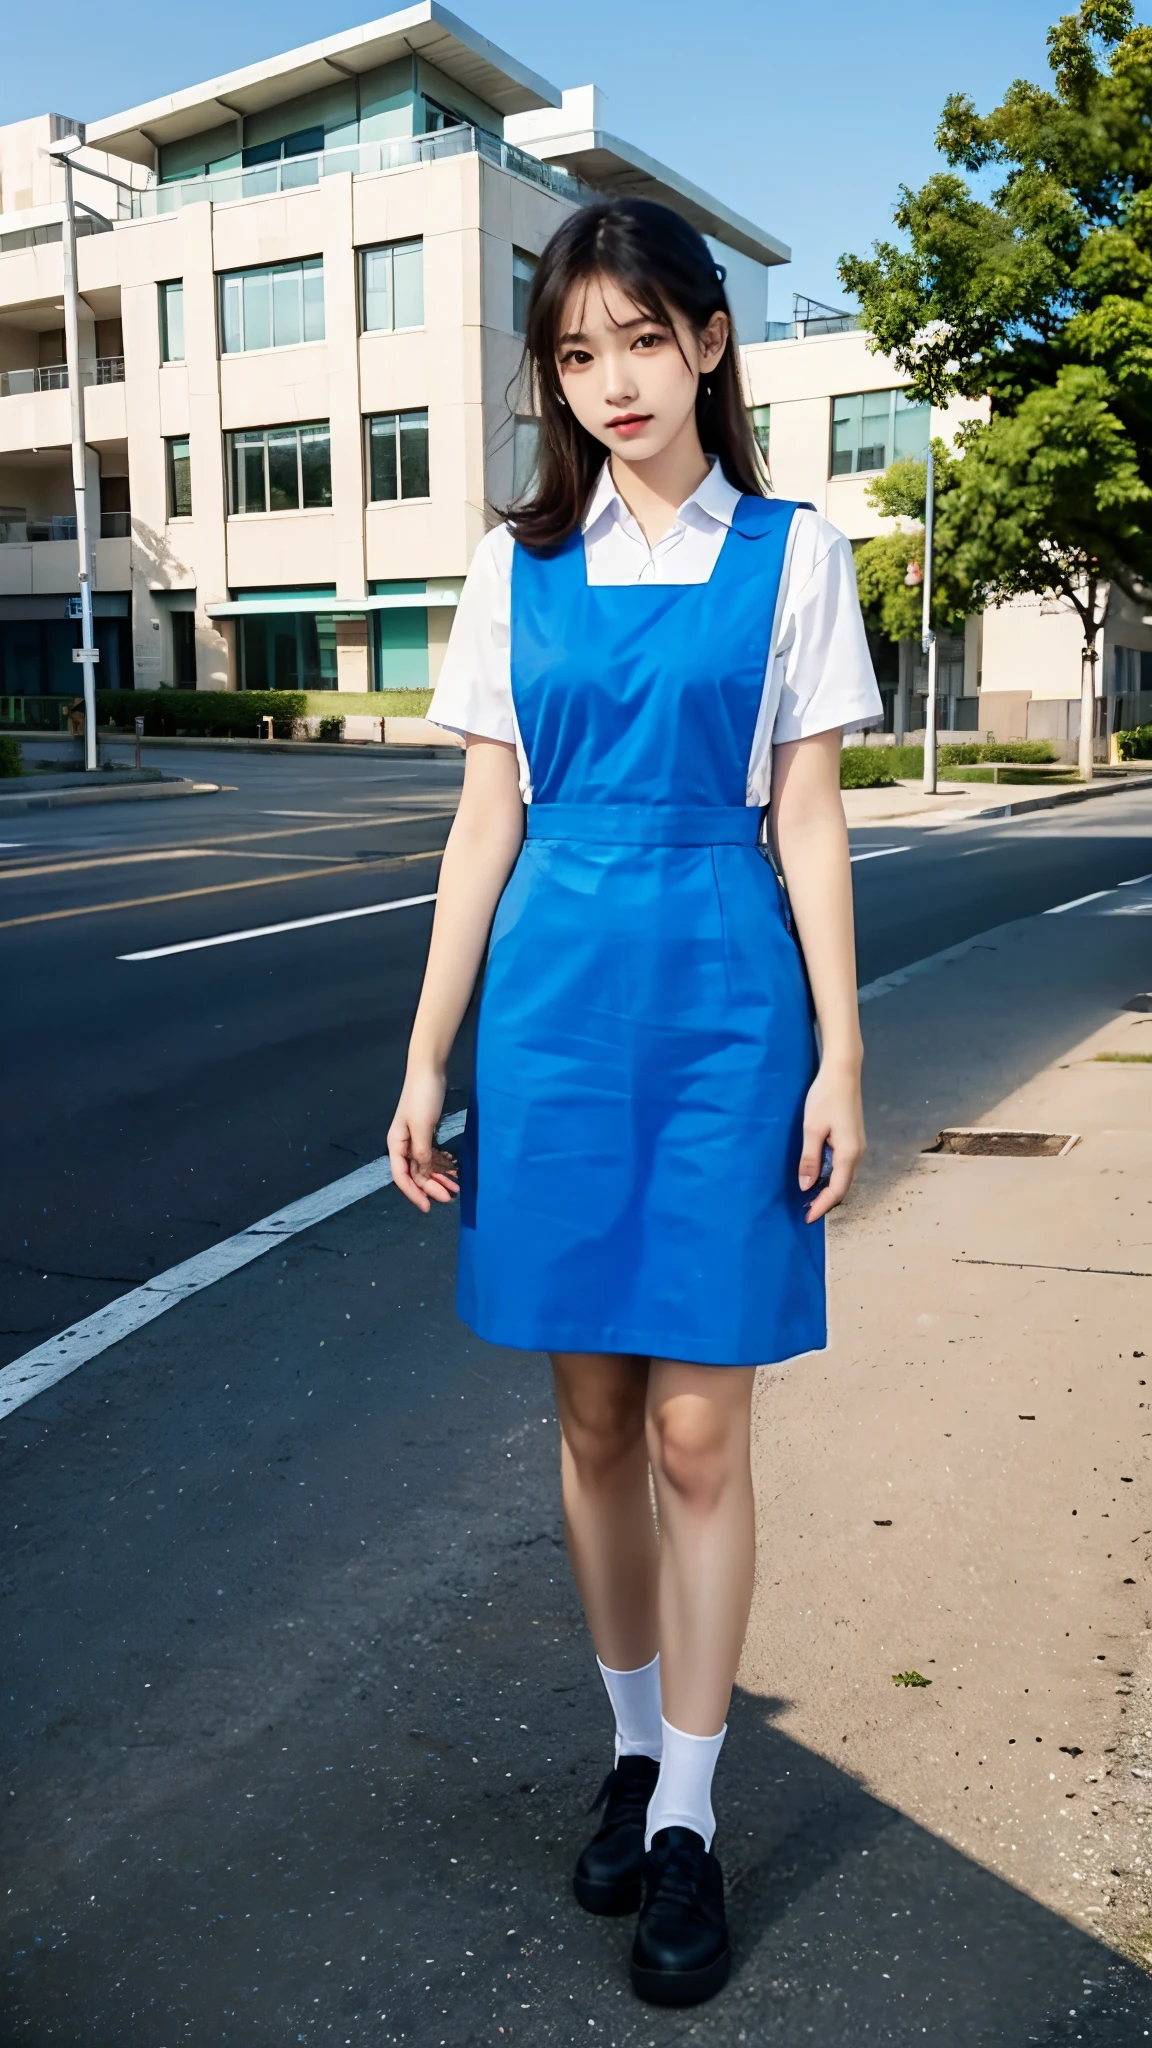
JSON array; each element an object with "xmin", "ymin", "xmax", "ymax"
[{"xmin": 388, "ymin": 196, "xmax": 881, "ymax": 2008}]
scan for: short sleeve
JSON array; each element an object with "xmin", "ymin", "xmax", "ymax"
[
  {"xmin": 426, "ymin": 525, "xmax": 516, "ymax": 743},
  {"xmin": 772, "ymin": 522, "xmax": 883, "ymax": 745}
]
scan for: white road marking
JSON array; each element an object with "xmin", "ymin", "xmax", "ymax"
[
  {"xmin": 0, "ymin": 1112, "xmax": 467, "ymax": 1421},
  {"xmin": 849, "ymin": 847, "xmax": 911, "ymax": 863},
  {"xmin": 1044, "ymin": 890, "xmax": 1113, "ymax": 914},
  {"xmin": 118, "ymin": 892, "xmax": 437, "ymax": 960},
  {"xmin": 856, "ymin": 923, "xmax": 1024, "ymax": 1005},
  {"xmin": 1118, "ymin": 871, "xmax": 1152, "ymax": 887}
]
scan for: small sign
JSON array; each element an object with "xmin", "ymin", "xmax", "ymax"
[
  {"xmin": 72, "ymin": 646, "xmax": 100, "ymax": 663},
  {"xmin": 134, "ymin": 716, "xmax": 144, "ymax": 737},
  {"xmin": 66, "ymin": 596, "xmax": 83, "ymax": 619}
]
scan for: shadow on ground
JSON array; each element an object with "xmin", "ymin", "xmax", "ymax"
[{"xmin": 2, "ymin": 1172, "xmax": 1150, "ymax": 2046}]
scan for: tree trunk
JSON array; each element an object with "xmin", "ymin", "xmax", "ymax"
[{"xmin": 1077, "ymin": 582, "xmax": 1100, "ymax": 782}]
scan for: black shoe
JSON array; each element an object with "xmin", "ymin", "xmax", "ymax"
[
  {"xmin": 573, "ymin": 1754, "xmax": 660, "ymax": 1916},
  {"xmin": 630, "ymin": 1826, "xmax": 731, "ymax": 2006}
]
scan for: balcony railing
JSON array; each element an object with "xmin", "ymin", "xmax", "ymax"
[
  {"xmin": 0, "ymin": 355, "xmax": 125, "ymax": 397},
  {"xmin": 0, "ymin": 515, "xmax": 77, "ymax": 542},
  {"xmin": 132, "ymin": 122, "xmax": 590, "ymax": 216}
]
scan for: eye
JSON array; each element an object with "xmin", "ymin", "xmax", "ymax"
[
  {"xmin": 633, "ymin": 330, "xmax": 666, "ymax": 351},
  {"xmin": 559, "ymin": 346, "xmax": 593, "ymax": 366}
]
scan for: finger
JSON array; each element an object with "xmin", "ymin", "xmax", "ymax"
[
  {"xmin": 388, "ymin": 1124, "xmax": 433, "ymax": 1212},
  {"xmin": 805, "ymin": 1151, "xmax": 860, "ymax": 1223},
  {"xmin": 798, "ymin": 1124, "xmax": 829, "ymax": 1191}
]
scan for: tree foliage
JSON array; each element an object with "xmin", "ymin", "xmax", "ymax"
[
  {"xmin": 840, "ymin": 0, "xmax": 1152, "ymax": 647},
  {"xmin": 853, "ymin": 446, "xmax": 969, "ymax": 641}
]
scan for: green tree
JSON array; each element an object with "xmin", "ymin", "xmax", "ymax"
[
  {"xmin": 854, "ymin": 446, "xmax": 969, "ymax": 649},
  {"xmin": 840, "ymin": 0, "xmax": 1152, "ymax": 777}
]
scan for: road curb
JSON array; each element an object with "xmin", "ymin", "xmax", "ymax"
[
  {"xmin": 0, "ymin": 778, "xmax": 221, "ymax": 812},
  {"xmin": 972, "ymin": 770, "xmax": 1152, "ymax": 818},
  {"xmin": 19, "ymin": 731, "xmax": 463, "ymax": 761}
]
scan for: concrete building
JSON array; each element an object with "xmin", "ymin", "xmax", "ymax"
[
  {"xmin": 0, "ymin": 2, "xmax": 787, "ymax": 726},
  {"xmin": 743, "ymin": 318, "xmax": 1152, "ymax": 745}
]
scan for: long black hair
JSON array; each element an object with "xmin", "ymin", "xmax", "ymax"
[{"xmin": 508, "ymin": 197, "xmax": 766, "ymax": 553}]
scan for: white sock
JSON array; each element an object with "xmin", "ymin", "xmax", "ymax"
[
  {"xmin": 597, "ymin": 1652, "xmax": 663, "ymax": 1764},
  {"xmin": 644, "ymin": 1716, "xmax": 726, "ymax": 1850}
]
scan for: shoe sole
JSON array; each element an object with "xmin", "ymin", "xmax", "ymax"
[
  {"xmin": 630, "ymin": 1947, "xmax": 731, "ymax": 2006},
  {"xmin": 573, "ymin": 1872, "xmax": 642, "ymax": 1916}
]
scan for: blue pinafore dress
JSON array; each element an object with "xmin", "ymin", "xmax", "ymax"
[{"xmin": 456, "ymin": 493, "xmax": 825, "ymax": 1368}]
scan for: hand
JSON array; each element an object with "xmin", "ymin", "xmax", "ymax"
[
  {"xmin": 388, "ymin": 1066, "xmax": 460, "ymax": 1213},
  {"xmin": 798, "ymin": 1059, "xmax": 865, "ymax": 1224}
]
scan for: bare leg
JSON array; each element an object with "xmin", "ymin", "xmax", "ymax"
[
  {"xmin": 550, "ymin": 1351, "xmax": 659, "ymax": 1672},
  {"xmin": 646, "ymin": 1361, "xmax": 757, "ymax": 1736}
]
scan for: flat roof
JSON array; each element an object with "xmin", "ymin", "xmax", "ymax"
[{"xmin": 85, "ymin": 2, "xmax": 561, "ymax": 168}]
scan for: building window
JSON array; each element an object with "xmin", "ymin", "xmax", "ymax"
[
  {"xmin": 748, "ymin": 404, "xmax": 770, "ymax": 463},
  {"xmin": 513, "ymin": 416, "xmax": 540, "ymax": 499},
  {"xmin": 512, "ymin": 248, "xmax": 536, "ymax": 337},
  {"xmin": 226, "ymin": 423, "xmax": 332, "ymax": 514},
  {"xmin": 171, "ymin": 611, "xmax": 197, "ymax": 685},
  {"xmin": 166, "ymin": 436, "xmax": 192, "ymax": 518},
  {"xmin": 830, "ymin": 388, "xmax": 930, "ymax": 476},
  {"xmin": 219, "ymin": 258, "xmax": 325, "ymax": 354},
  {"xmin": 361, "ymin": 240, "xmax": 424, "ymax": 332},
  {"xmin": 237, "ymin": 607, "xmax": 338, "ymax": 691},
  {"xmin": 365, "ymin": 411, "xmax": 430, "ymax": 502},
  {"xmin": 159, "ymin": 280, "xmax": 185, "ymax": 362}
]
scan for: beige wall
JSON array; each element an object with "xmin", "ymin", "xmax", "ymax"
[{"xmin": 0, "ymin": 141, "xmax": 556, "ymax": 689}]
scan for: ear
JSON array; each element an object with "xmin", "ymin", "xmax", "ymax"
[{"xmin": 699, "ymin": 310, "xmax": 730, "ymax": 370}]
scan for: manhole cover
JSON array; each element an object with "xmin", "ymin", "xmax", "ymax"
[
  {"xmin": 1124, "ymin": 993, "xmax": 1152, "ymax": 1012},
  {"xmin": 925, "ymin": 1128, "xmax": 1079, "ymax": 1158}
]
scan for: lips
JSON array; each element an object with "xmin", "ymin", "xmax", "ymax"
[{"xmin": 608, "ymin": 414, "xmax": 651, "ymax": 435}]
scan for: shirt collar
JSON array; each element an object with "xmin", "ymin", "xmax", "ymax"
[{"xmin": 582, "ymin": 456, "xmax": 741, "ymax": 538}]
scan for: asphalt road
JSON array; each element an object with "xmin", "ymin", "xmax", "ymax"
[
  {"xmin": 4, "ymin": 747, "xmax": 1152, "ymax": 1371},
  {"xmin": 4, "ymin": 753, "xmax": 1152, "ymax": 2044}
]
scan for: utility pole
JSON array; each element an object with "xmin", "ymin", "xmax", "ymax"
[
  {"xmin": 49, "ymin": 134, "xmax": 98, "ymax": 771},
  {"xmin": 921, "ymin": 442, "xmax": 938, "ymax": 797}
]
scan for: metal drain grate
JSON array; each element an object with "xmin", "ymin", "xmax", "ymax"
[{"xmin": 926, "ymin": 1128, "xmax": 1079, "ymax": 1158}]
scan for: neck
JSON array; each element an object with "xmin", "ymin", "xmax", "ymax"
[{"xmin": 608, "ymin": 418, "xmax": 711, "ymax": 546}]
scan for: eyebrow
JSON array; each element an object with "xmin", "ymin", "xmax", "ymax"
[{"xmin": 558, "ymin": 312, "xmax": 667, "ymax": 345}]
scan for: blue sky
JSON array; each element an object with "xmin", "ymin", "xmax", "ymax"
[{"xmin": 0, "ymin": 0, "xmax": 1120, "ymax": 310}]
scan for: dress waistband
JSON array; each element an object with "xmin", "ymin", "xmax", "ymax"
[{"xmin": 525, "ymin": 804, "xmax": 762, "ymax": 846}]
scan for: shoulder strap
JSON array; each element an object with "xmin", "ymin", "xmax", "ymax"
[{"xmin": 731, "ymin": 494, "xmax": 815, "ymax": 537}]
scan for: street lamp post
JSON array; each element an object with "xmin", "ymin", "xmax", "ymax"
[
  {"xmin": 921, "ymin": 442, "xmax": 938, "ymax": 797},
  {"xmin": 48, "ymin": 134, "xmax": 98, "ymax": 771}
]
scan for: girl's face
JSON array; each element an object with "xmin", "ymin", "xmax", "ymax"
[{"xmin": 555, "ymin": 271, "xmax": 728, "ymax": 466}]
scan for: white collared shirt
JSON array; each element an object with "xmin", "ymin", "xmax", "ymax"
[{"xmin": 428, "ymin": 460, "xmax": 882, "ymax": 803}]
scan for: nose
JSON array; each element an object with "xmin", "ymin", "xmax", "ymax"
[{"xmin": 603, "ymin": 351, "xmax": 639, "ymax": 408}]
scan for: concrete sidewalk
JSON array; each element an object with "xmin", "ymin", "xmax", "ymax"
[
  {"xmin": 744, "ymin": 988, "xmax": 1152, "ymax": 1984},
  {"xmin": 843, "ymin": 770, "xmax": 1152, "ymax": 828}
]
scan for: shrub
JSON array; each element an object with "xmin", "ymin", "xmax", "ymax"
[
  {"xmin": 96, "ymin": 689, "xmax": 306, "ymax": 739},
  {"xmin": 1116, "ymin": 725, "xmax": 1152, "ymax": 761},
  {"xmin": 317, "ymin": 715, "xmax": 346, "ymax": 743},
  {"xmin": 0, "ymin": 734, "xmax": 22, "ymax": 778},
  {"xmin": 888, "ymin": 745, "xmax": 925, "ymax": 777},
  {"xmin": 840, "ymin": 746, "xmax": 897, "ymax": 788}
]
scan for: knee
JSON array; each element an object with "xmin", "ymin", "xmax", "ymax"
[
  {"xmin": 561, "ymin": 1389, "xmax": 647, "ymax": 1487},
  {"xmin": 649, "ymin": 1400, "xmax": 736, "ymax": 1513}
]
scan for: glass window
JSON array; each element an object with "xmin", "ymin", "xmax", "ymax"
[
  {"xmin": 171, "ymin": 610, "xmax": 197, "ymax": 685},
  {"xmin": 361, "ymin": 239, "xmax": 425, "ymax": 332},
  {"xmin": 830, "ymin": 388, "xmax": 930, "ymax": 475},
  {"xmin": 226, "ymin": 423, "xmax": 332, "ymax": 514},
  {"xmin": 166, "ymin": 436, "xmax": 192, "ymax": 518},
  {"xmin": 159, "ymin": 280, "xmax": 185, "ymax": 363},
  {"xmin": 513, "ymin": 416, "xmax": 540, "ymax": 499},
  {"xmin": 218, "ymin": 259, "xmax": 325, "ymax": 353},
  {"xmin": 512, "ymin": 248, "xmax": 536, "ymax": 337},
  {"xmin": 365, "ymin": 411, "xmax": 429, "ymax": 501},
  {"xmin": 299, "ymin": 423, "xmax": 333, "ymax": 508},
  {"xmin": 748, "ymin": 404, "xmax": 770, "ymax": 463}
]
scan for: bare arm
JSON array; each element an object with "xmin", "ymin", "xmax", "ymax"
[
  {"xmin": 388, "ymin": 735, "xmax": 524, "ymax": 1210},
  {"xmin": 769, "ymin": 728, "xmax": 864, "ymax": 1222}
]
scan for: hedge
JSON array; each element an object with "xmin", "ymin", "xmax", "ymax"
[
  {"xmin": 840, "ymin": 747, "xmax": 896, "ymax": 788},
  {"xmin": 1116, "ymin": 725, "xmax": 1152, "ymax": 761},
  {"xmin": 96, "ymin": 688, "xmax": 436, "ymax": 737},
  {"xmin": 97, "ymin": 690, "xmax": 306, "ymax": 738},
  {"xmin": 0, "ymin": 734, "xmax": 22, "ymax": 778}
]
